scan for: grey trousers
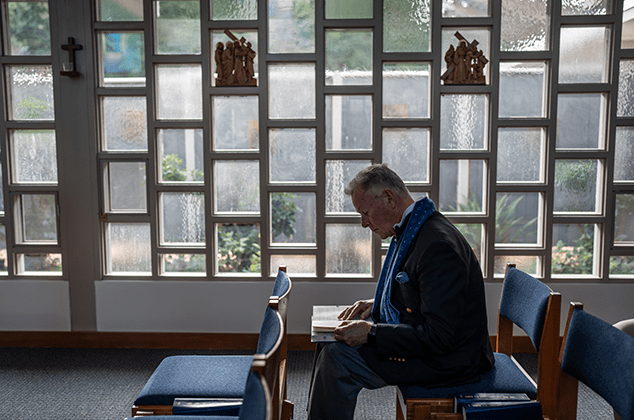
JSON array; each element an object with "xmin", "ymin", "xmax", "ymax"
[{"xmin": 307, "ymin": 342, "xmax": 388, "ymax": 420}]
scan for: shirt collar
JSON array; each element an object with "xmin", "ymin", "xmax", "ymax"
[{"xmin": 393, "ymin": 201, "xmax": 417, "ymax": 240}]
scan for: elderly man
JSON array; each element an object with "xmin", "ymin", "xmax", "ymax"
[{"xmin": 307, "ymin": 164, "xmax": 494, "ymax": 420}]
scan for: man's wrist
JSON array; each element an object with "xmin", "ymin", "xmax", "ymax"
[{"xmin": 367, "ymin": 323, "xmax": 377, "ymax": 345}]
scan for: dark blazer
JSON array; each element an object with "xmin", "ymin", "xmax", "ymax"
[{"xmin": 358, "ymin": 211, "xmax": 495, "ymax": 386}]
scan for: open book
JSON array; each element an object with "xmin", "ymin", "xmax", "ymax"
[{"xmin": 311, "ymin": 305, "xmax": 346, "ymax": 342}]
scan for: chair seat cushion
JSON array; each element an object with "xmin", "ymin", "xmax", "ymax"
[
  {"xmin": 398, "ymin": 353, "xmax": 537, "ymax": 399},
  {"xmin": 134, "ymin": 355, "xmax": 254, "ymax": 406}
]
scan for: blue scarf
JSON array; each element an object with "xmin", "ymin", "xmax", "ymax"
[{"xmin": 372, "ymin": 197, "xmax": 436, "ymax": 324}]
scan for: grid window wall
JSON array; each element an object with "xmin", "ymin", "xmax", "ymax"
[
  {"xmin": 0, "ymin": 1, "xmax": 63, "ymax": 278},
  {"xmin": 3, "ymin": 0, "xmax": 622, "ymax": 283}
]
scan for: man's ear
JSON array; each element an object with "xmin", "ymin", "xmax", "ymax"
[{"xmin": 383, "ymin": 189, "xmax": 398, "ymax": 208}]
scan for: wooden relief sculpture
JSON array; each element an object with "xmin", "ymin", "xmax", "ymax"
[
  {"xmin": 441, "ymin": 31, "xmax": 488, "ymax": 85},
  {"xmin": 215, "ymin": 29, "xmax": 257, "ymax": 86}
]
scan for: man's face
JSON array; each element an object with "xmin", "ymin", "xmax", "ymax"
[{"xmin": 351, "ymin": 185, "xmax": 400, "ymax": 240}]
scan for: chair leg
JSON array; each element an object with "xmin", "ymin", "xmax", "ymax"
[{"xmin": 281, "ymin": 399, "xmax": 294, "ymax": 420}]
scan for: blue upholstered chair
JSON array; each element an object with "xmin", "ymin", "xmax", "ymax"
[
  {"xmin": 131, "ymin": 268, "xmax": 291, "ymax": 419},
  {"xmin": 556, "ymin": 303, "xmax": 634, "ymax": 420},
  {"xmin": 396, "ymin": 264, "xmax": 561, "ymax": 420},
  {"xmin": 126, "ymin": 368, "xmax": 272, "ymax": 420}
]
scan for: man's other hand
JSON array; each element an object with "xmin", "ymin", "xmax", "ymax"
[
  {"xmin": 338, "ymin": 299, "xmax": 374, "ymax": 320},
  {"xmin": 334, "ymin": 320, "xmax": 373, "ymax": 347}
]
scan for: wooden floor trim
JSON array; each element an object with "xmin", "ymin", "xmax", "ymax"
[{"xmin": 0, "ymin": 332, "xmax": 539, "ymax": 352}]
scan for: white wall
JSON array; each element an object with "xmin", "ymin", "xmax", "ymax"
[
  {"xmin": 1, "ymin": 279, "xmax": 632, "ymax": 335},
  {"xmin": 0, "ymin": 281, "xmax": 71, "ymax": 330}
]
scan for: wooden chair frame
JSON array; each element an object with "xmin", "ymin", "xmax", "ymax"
[{"xmin": 396, "ymin": 263, "xmax": 561, "ymax": 420}]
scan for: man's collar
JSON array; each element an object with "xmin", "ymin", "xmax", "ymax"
[{"xmin": 393, "ymin": 201, "xmax": 416, "ymax": 240}]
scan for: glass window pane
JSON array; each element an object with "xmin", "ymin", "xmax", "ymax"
[
  {"xmin": 0, "ymin": 165, "xmax": 4, "ymax": 214},
  {"xmin": 454, "ymin": 223, "xmax": 484, "ymax": 267},
  {"xmin": 554, "ymin": 159, "xmax": 599, "ymax": 213},
  {"xmin": 7, "ymin": 1, "xmax": 51, "ymax": 55},
  {"xmin": 615, "ymin": 127, "xmax": 634, "ymax": 182},
  {"xmin": 382, "ymin": 62, "xmax": 430, "ymax": 119},
  {"xmin": 501, "ymin": 0, "xmax": 549, "ymax": 52},
  {"xmin": 326, "ymin": 30, "xmax": 372, "ymax": 86},
  {"xmin": 268, "ymin": 0, "xmax": 315, "ymax": 53},
  {"xmin": 162, "ymin": 254, "xmax": 206, "ymax": 276},
  {"xmin": 443, "ymin": 0, "xmax": 489, "ymax": 17},
  {"xmin": 552, "ymin": 223, "xmax": 597, "ymax": 276},
  {"xmin": 216, "ymin": 223, "xmax": 260, "ymax": 274},
  {"xmin": 495, "ymin": 192, "xmax": 540, "ymax": 246},
  {"xmin": 441, "ymin": 28, "xmax": 490, "ymax": 83},
  {"xmin": 99, "ymin": 32, "xmax": 145, "ymax": 87},
  {"xmin": 101, "ymin": 96, "xmax": 148, "ymax": 151},
  {"xmin": 559, "ymin": 26, "xmax": 610, "ymax": 84},
  {"xmin": 16, "ymin": 194, "xmax": 57, "ymax": 243},
  {"xmin": 213, "ymin": 96, "xmax": 259, "ymax": 151},
  {"xmin": 439, "ymin": 159, "xmax": 486, "ymax": 213},
  {"xmin": 326, "ymin": 224, "xmax": 371, "ymax": 276},
  {"xmin": 155, "ymin": 1, "xmax": 201, "ymax": 55},
  {"xmin": 270, "ymin": 255, "xmax": 316, "ymax": 276},
  {"xmin": 99, "ymin": 0, "xmax": 143, "ymax": 21},
  {"xmin": 562, "ymin": 0, "xmax": 609, "ymax": 15},
  {"xmin": 326, "ymin": 95, "xmax": 372, "ymax": 150},
  {"xmin": 269, "ymin": 64, "xmax": 316, "ymax": 119},
  {"xmin": 383, "ymin": 0, "xmax": 430, "ymax": 53},
  {"xmin": 440, "ymin": 94, "xmax": 488, "ymax": 150},
  {"xmin": 7, "ymin": 65, "xmax": 54, "ymax": 121},
  {"xmin": 156, "ymin": 65, "xmax": 202, "ymax": 120},
  {"xmin": 499, "ymin": 61, "xmax": 547, "ymax": 118},
  {"xmin": 211, "ymin": 30, "xmax": 258, "ymax": 87},
  {"xmin": 617, "ymin": 59, "xmax": 634, "ymax": 117},
  {"xmin": 0, "ymin": 224, "xmax": 6, "ymax": 275},
  {"xmin": 326, "ymin": 160, "xmax": 371, "ymax": 213},
  {"xmin": 615, "ymin": 194, "xmax": 634, "ymax": 246},
  {"xmin": 269, "ymin": 128, "xmax": 316, "ymax": 183},
  {"xmin": 10, "ymin": 130, "xmax": 58, "ymax": 183},
  {"xmin": 105, "ymin": 162, "xmax": 147, "ymax": 212},
  {"xmin": 497, "ymin": 127, "xmax": 545, "ymax": 183},
  {"xmin": 210, "ymin": 0, "xmax": 257, "ymax": 20},
  {"xmin": 15, "ymin": 254, "xmax": 62, "ymax": 276},
  {"xmin": 160, "ymin": 193, "xmax": 205, "ymax": 245},
  {"xmin": 557, "ymin": 94, "xmax": 605, "ymax": 150},
  {"xmin": 106, "ymin": 223, "xmax": 151, "ymax": 274},
  {"xmin": 271, "ymin": 193, "xmax": 316, "ymax": 245},
  {"xmin": 214, "ymin": 161, "xmax": 259, "ymax": 213},
  {"xmin": 326, "ymin": 0, "xmax": 372, "ymax": 18},
  {"xmin": 623, "ymin": 3, "xmax": 634, "ymax": 49},
  {"xmin": 610, "ymin": 256, "xmax": 634, "ymax": 276},
  {"xmin": 494, "ymin": 256, "xmax": 540, "ymax": 277},
  {"xmin": 382, "ymin": 128, "xmax": 430, "ymax": 183},
  {"xmin": 158, "ymin": 129, "xmax": 204, "ymax": 182}
]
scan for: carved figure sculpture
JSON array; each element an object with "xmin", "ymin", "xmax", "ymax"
[
  {"xmin": 441, "ymin": 31, "xmax": 488, "ymax": 85},
  {"xmin": 214, "ymin": 29, "xmax": 257, "ymax": 87}
]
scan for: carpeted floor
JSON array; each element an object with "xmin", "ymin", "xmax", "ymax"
[{"xmin": 0, "ymin": 348, "xmax": 613, "ymax": 420}]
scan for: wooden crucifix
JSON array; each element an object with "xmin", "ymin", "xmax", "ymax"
[{"xmin": 61, "ymin": 37, "xmax": 82, "ymax": 78}]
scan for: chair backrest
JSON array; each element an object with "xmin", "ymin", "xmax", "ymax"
[
  {"xmin": 255, "ymin": 306, "xmax": 283, "ymax": 356},
  {"xmin": 252, "ymin": 306, "xmax": 285, "ymax": 420},
  {"xmin": 266, "ymin": 266, "xmax": 293, "ymax": 420},
  {"xmin": 499, "ymin": 265, "xmax": 554, "ymax": 350},
  {"xmin": 239, "ymin": 368, "xmax": 272, "ymax": 420},
  {"xmin": 270, "ymin": 266, "xmax": 291, "ymax": 322},
  {"xmin": 557, "ymin": 303, "xmax": 634, "ymax": 420},
  {"xmin": 497, "ymin": 263, "xmax": 561, "ymax": 420}
]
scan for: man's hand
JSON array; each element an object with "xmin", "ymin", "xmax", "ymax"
[
  {"xmin": 338, "ymin": 299, "xmax": 374, "ymax": 320},
  {"xmin": 334, "ymin": 320, "xmax": 373, "ymax": 347}
]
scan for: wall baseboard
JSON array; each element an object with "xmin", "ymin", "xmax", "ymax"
[{"xmin": 0, "ymin": 331, "xmax": 539, "ymax": 353}]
